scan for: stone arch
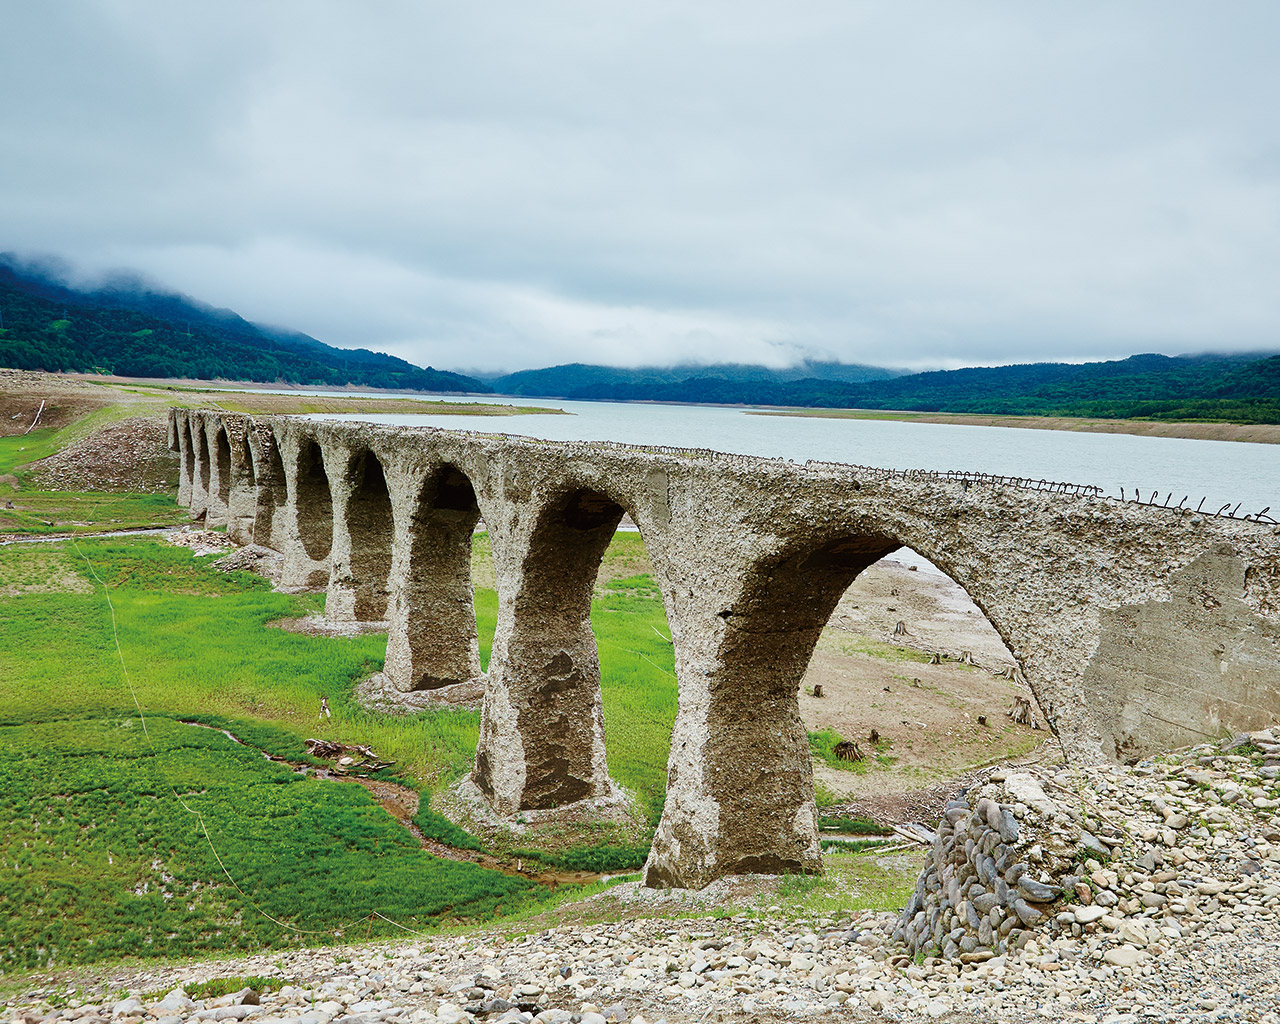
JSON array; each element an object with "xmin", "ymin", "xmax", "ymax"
[
  {"xmin": 253, "ymin": 432, "xmax": 287, "ymax": 548},
  {"xmin": 644, "ymin": 524, "xmax": 1040, "ymax": 889},
  {"xmin": 295, "ymin": 438, "xmax": 333, "ymax": 562},
  {"xmin": 343, "ymin": 449, "xmax": 394, "ymax": 621},
  {"xmin": 208, "ymin": 424, "xmax": 233, "ymax": 526},
  {"xmin": 473, "ymin": 485, "xmax": 630, "ymax": 814},
  {"xmin": 195, "ymin": 422, "xmax": 212, "ymax": 518},
  {"xmin": 384, "ymin": 462, "xmax": 484, "ymax": 691}
]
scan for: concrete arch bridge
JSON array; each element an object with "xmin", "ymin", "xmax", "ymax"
[{"xmin": 168, "ymin": 409, "xmax": 1280, "ymax": 889}]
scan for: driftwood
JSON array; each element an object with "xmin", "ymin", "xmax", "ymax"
[
  {"xmin": 892, "ymin": 822, "xmax": 938, "ymax": 845},
  {"xmin": 304, "ymin": 737, "xmax": 395, "ymax": 773},
  {"xmin": 833, "ymin": 740, "xmax": 864, "ymax": 762}
]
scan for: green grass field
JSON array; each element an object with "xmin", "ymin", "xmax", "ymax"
[{"xmin": 0, "ymin": 531, "xmax": 681, "ymax": 969}]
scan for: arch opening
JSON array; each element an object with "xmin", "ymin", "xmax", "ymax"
[
  {"xmin": 646, "ymin": 531, "xmax": 1042, "ymax": 889},
  {"xmin": 800, "ymin": 544, "xmax": 1039, "ymax": 807},
  {"xmin": 197, "ymin": 426, "xmax": 211, "ymax": 509},
  {"xmin": 295, "ymin": 439, "xmax": 333, "ymax": 562},
  {"xmin": 213, "ymin": 427, "xmax": 232, "ymax": 512},
  {"xmin": 240, "ymin": 436, "xmax": 257, "ymax": 487},
  {"xmin": 385, "ymin": 464, "xmax": 482, "ymax": 692},
  {"xmin": 253, "ymin": 434, "xmax": 287, "ymax": 547},
  {"xmin": 178, "ymin": 418, "xmax": 196, "ymax": 505},
  {"xmin": 345, "ymin": 451, "xmax": 394, "ymax": 621}
]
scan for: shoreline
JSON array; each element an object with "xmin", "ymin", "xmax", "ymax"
[
  {"xmin": 749, "ymin": 406, "xmax": 1280, "ymax": 444},
  {"xmin": 53, "ymin": 372, "xmax": 1279, "ymax": 443}
]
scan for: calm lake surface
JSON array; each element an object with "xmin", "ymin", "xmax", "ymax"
[{"xmin": 304, "ymin": 395, "xmax": 1278, "ymax": 517}]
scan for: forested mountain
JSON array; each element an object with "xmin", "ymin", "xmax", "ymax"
[
  {"xmin": 2, "ymin": 254, "xmax": 1275, "ymax": 421},
  {"xmin": 0, "ymin": 256, "xmax": 486, "ymax": 393},
  {"xmin": 485, "ymin": 360, "xmax": 899, "ymax": 397},
  {"xmin": 488, "ymin": 353, "xmax": 1280, "ymax": 423}
]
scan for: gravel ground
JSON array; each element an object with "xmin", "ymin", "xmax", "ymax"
[
  {"xmin": 6, "ymin": 728, "xmax": 1280, "ymax": 1024},
  {"xmin": 26, "ymin": 416, "xmax": 177, "ymax": 493}
]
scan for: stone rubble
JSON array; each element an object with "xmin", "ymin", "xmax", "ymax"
[
  {"xmin": 7, "ymin": 728, "xmax": 1280, "ymax": 1024},
  {"xmin": 27, "ymin": 417, "xmax": 176, "ymax": 494}
]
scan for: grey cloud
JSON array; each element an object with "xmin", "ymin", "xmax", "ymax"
[{"xmin": 2, "ymin": 1, "xmax": 1278, "ymax": 372}]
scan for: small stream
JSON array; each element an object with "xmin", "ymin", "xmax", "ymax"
[{"xmin": 180, "ymin": 721, "xmax": 616, "ymax": 887}]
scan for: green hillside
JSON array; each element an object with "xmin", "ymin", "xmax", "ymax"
[
  {"xmin": 491, "ymin": 353, "xmax": 1280, "ymax": 423},
  {"xmin": 0, "ymin": 261, "xmax": 486, "ymax": 393}
]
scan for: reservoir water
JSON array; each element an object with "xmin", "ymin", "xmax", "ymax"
[{"xmin": 306, "ymin": 395, "xmax": 1278, "ymax": 518}]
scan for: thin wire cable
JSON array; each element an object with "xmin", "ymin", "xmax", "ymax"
[{"xmin": 70, "ymin": 537, "xmax": 330, "ymax": 937}]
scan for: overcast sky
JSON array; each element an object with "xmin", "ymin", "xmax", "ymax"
[{"xmin": 3, "ymin": 2, "xmax": 1278, "ymax": 373}]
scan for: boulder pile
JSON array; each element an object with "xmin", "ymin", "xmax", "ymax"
[{"xmin": 895, "ymin": 768, "xmax": 1119, "ymax": 959}]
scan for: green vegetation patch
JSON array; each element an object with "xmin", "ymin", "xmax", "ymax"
[
  {"xmin": 179, "ymin": 978, "xmax": 278, "ymax": 1002},
  {"xmin": 0, "ymin": 538, "xmax": 474, "ymax": 786},
  {"xmin": 0, "ymin": 532, "xmax": 684, "ymax": 965},
  {"xmin": 0, "ymin": 426, "xmax": 66, "ymax": 475},
  {"xmin": 767, "ymin": 848, "xmax": 918, "ymax": 918},
  {"xmin": 0, "ymin": 489, "xmax": 189, "ymax": 536},
  {"xmin": 509, "ymin": 842, "xmax": 652, "ymax": 874},
  {"xmin": 0, "ymin": 716, "xmax": 537, "ymax": 970},
  {"xmin": 823, "ymin": 635, "xmax": 939, "ymax": 665},
  {"xmin": 592, "ymin": 576, "xmax": 678, "ymax": 820},
  {"xmin": 818, "ymin": 814, "xmax": 893, "ymax": 835}
]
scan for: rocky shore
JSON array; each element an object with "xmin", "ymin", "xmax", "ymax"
[{"xmin": 7, "ymin": 728, "xmax": 1280, "ymax": 1024}]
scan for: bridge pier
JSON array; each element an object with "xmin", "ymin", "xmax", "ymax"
[
  {"xmin": 190, "ymin": 418, "xmax": 210, "ymax": 520},
  {"xmin": 472, "ymin": 488, "xmax": 622, "ymax": 814},
  {"xmin": 645, "ymin": 534, "xmax": 896, "ymax": 888},
  {"xmin": 225, "ymin": 425, "xmax": 258, "ymax": 546},
  {"xmin": 202, "ymin": 423, "xmax": 232, "ymax": 529},
  {"xmin": 384, "ymin": 463, "xmax": 484, "ymax": 691},
  {"xmin": 326, "ymin": 449, "xmax": 394, "ymax": 624},
  {"xmin": 251, "ymin": 428, "xmax": 288, "ymax": 550}
]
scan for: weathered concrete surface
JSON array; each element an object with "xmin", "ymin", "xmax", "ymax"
[
  {"xmin": 169, "ymin": 409, "xmax": 1280, "ymax": 889},
  {"xmin": 382, "ymin": 464, "xmax": 484, "ymax": 693},
  {"xmin": 1084, "ymin": 544, "xmax": 1280, "ymax": 759}
]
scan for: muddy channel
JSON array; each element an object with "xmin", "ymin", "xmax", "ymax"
[{"xmin": 180, "ymin": 721, "xmax": 616, "ymax": 888}]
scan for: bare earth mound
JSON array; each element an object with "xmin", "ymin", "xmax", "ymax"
[{"xmin": 26, "ymin": 416, "xmax": 177, "ymax": 492}]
